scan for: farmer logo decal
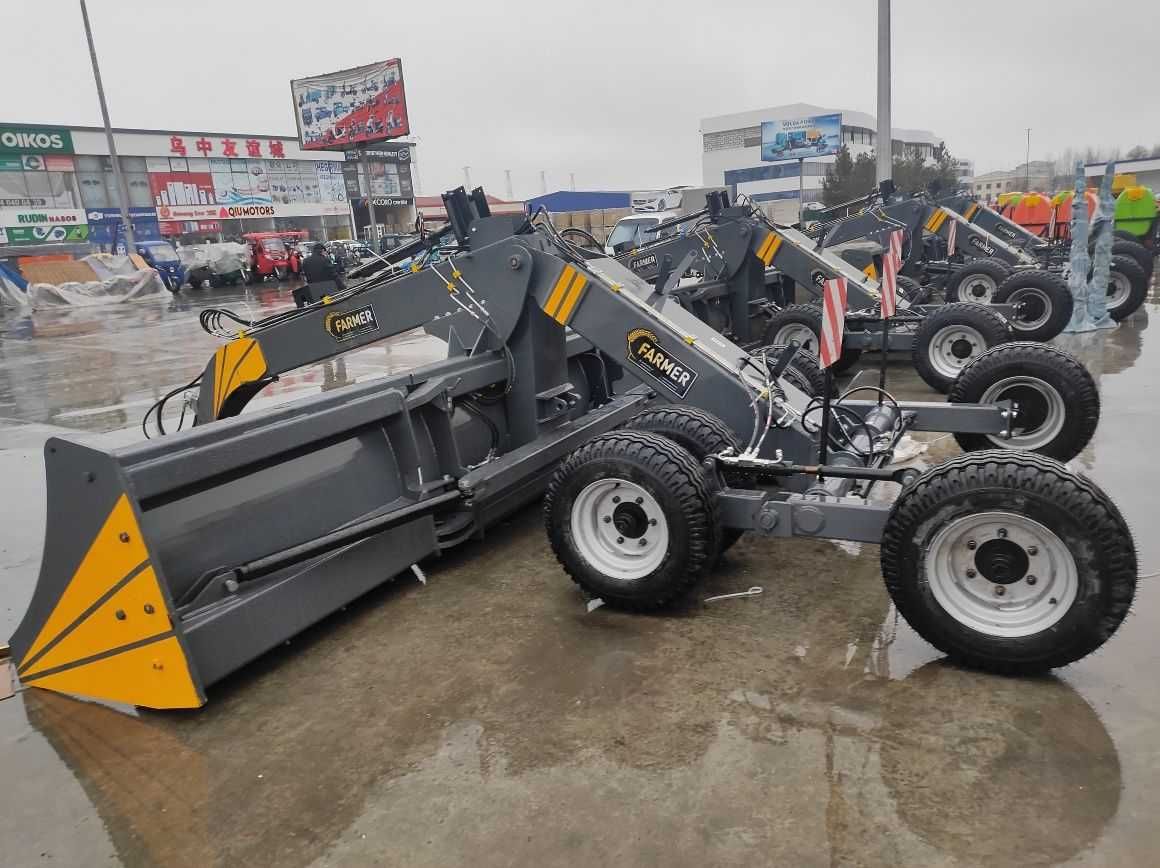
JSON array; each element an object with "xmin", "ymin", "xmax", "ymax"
[
  {"xmin": 811, "ymin": 269, "xmax": 826, "ymax": 287},
  {"xmin": 325, "ymin": 304, "xmax": 379, "ymax": 343},
  {"xmin": 626, "ymin": 328, "xmax": 700, "ymax": 398},
  {"xmin": 968, "ymin": 235, "xmax": 996, "ymax": 256},
  {"xmin": 630, "ymin": 253, "xmax": 657, "ymax": 272},
  {"xmin": 994, "ymin": 224, "xmax": 1018, "ymax": 240}
]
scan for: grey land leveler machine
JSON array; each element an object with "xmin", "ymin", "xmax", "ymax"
[{"xmin": 9, "ymin": 187, "xmax": 1137, "ymax": 709}]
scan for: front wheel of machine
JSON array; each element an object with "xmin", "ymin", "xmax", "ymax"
[
  {"xmin": 991, "ymin": 268, "xmax": 1072, "ymax": 341},
  {"xmin": 880, "ymin": 450, "xmax": 1136, "ymax": 674},
  {"xmin": 897, "ymin": 274, "xmax": 930, "ymax": 305},
  {"xmin": 911, "ymin": 302, "xmax": 1011, "ymax": 393},
  {"xmin": 762, "ymin": 304, "xmax": 862, "ymax": 373},
  {"xmin": 545, "ymin": 431, "xmax": 721, "ymax": 609},
  {"xmin": 948, "ymin": 342, "xmax": 1098, "ymax": 461},
  {"xmin": 755, "ymin": 344, "xmax": 833, "ymax": 397},
  {"xmin": 1103, "ymin": 254, "xmax": 1148, "ymax": 321}
]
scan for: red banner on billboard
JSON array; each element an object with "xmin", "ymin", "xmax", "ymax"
[
  {"xmin": 291, "ymin": 59, "xmax": 410, "ymax": 152},
  {"xmin": 149, "ymin": 171, "xmax": 216, "ymax": 209}
]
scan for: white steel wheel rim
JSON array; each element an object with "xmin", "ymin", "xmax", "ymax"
[
  {"xmin": 980, "ymin": 375, "xmax": 1066, "ymax": 450},
  {"xmin": 925, "ymin": 512, "xmax": 1078, "ymax": 638},
  {"xmin": 570, "ymin": 478, "xmax": 669, "ymax": 580},
  {"xmin": 1006, "ymin": 287, "xmax": 1053, "ymax": 331},
  {"xmin": 1106, "ymin": 272, "xmax": 1131, "ymax": 310},
  {"xmin": 773, "ymin": 323, "xmax": 819, "ymax": 354},
  {"xmin": 927, "ymin": 324, "xmax": 986, "ymax": 379},
  {"xmin": 959, "ymin": 273, "xmax": 997, "ymax": 302}
]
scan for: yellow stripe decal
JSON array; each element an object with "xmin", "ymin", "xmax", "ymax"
[
  {"xmin": 964, "ymin": 202, "xmax": 980, "ymax": 220},
  {"xmin": 756, "ymin": 234, "xmax": 774, "ymax": 262},
  {"xmin": 925, "ymin": 209, "xmax": 949, "ymax": 233},
  {"xmin": 554, "ymin": 274, "xmax": 589, "ymax": 324},
  {"xmin": 761, "ymin": 234, "xmax": 783, "ymax": 266},
  {"xmin": 544, "ymin": 266, "xmax": 576, "ymax": 317}
]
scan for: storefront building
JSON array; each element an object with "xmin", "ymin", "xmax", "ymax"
[{"xmin": 0, "ymin": 122, "xmax": 418, "ymax": 250}]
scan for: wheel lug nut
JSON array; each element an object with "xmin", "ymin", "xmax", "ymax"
[
  {"xmin": 612, "ymin": 496, "xmax": 620, "ymax": 503},
  {"xmin": 649, "ymin": 518, "xmax": 657, "ymax": 526},
  {"xmin": 994, "ymin": 586, "xmax": 1006, "ymax": 596},
  {"xmin": 638, "ymin": 539, "xmax": 647, "ymax": 547},
  {"xmin": 1049, "ymin": 597, "xmax": 1058, "ymax": 605},
  {"xmin": 966, "ymin": 569, "xmax": 977, "ymax": 578},
  {"xmin": 603, "ymin": 516, "xmax": 612, "ymax": 523},
  {"xmin": 617, "ymin": 536, "xmax": 624, "ymax": 544},
  {"xmin": 997, "ymin": 528, "xmax": 1008, "ymax": 538},
  {"xmin": 1026, "ymin": 575, "xmax": 1037, "ymax": 586},
  {"xmin": 1027, "ymin": 546, "xmax": 1038, "ymax": 555},
  {"xmin": 967, "ymin": 540, "xmax": 977, "ymax": 550},
  {"xmin": 635, "ymin": 497, "xmax": 643, "ymax": 504}
]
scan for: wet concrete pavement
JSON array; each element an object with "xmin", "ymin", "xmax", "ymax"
[{"xmin": 1, "ymin": 279, "xmax": 1158, "ymax": 867}]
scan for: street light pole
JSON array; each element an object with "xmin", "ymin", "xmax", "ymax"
[
  {"xmin": 79, "ymin": 0, "xmax": 135, "ymax": 251},
  {"xmin": 876, "ymin": 0, "xmax": 892, "ymax": 185},
  {"xmin": 1025, "ymin": 128, "xmax": 1031, "ymax": 190}
]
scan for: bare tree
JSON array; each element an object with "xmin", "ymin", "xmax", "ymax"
[{"xmin": 1126, "ymin": 145, "xmax": 1149, "ymax": 160}]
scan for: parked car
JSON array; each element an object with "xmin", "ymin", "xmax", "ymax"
[
  {"xmin": 135, "ymin": 241, "xmax": 186, "ymax": 292},
  {"xmin": 243, "ymin": 233, "xmax": 292, "ymax": 281}
]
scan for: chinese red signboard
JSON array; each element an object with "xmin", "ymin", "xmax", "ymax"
[
  {"xmin": 166, "ymin": 135, "xmax": 287, "ymax": 160},
  {"xmin": 291, "ymin": 59, "xmax": 410, "ymax": 151}
]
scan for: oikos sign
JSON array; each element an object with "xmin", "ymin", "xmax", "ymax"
[{"xmin": 0, "ymin": 126, "xmax": 74, "ymax": 155}]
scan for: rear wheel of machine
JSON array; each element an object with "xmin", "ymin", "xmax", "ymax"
[
  {"xmin": 1103, "ymin": 254, "xmax": 1148, "ymax": 321},
  {"xmin": 897, "ymin": 274, "xmax": 930, "ymax": 305},
  {"xmin": 948, "ymin": 342, "xmax": 1098, "ymax": 462},
  {"xmin": 945, "ymin": 259, "xmax": 1011, "ymax": 304},
  {"xmin": 991, "ymin": 268, "xmax": 1072, "ymax": 342},
  {"xmin": 757, "ymin": 344, "xmax": 832, "ymax": 397},
  {"xmin": 880, "ymin": 450, "xmax": 1136, "ymax": 674},
  {"xmin": 762, "ymin": 304, "xmax": 862, "ymax": 373},
  {"xmin": 545, "ymin": 430, "xmax": 721, "ymax": 610},
  {"xmin": 621, "ymin": 405, "xmax": 745, "ymax": 554},
  {"xmin": 1111, "ymin": 238, "xmax": 1153, "ymax": 279},
  {"xmin": 911, "ymin": 302, "xmax": 1011, "ymax": 393}
]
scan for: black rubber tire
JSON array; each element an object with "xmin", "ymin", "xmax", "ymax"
[
  {"xmin": 948, "ymin": 342, "xmax": 1099, "ymax": 462},
  {"xmin": 897, "ymin": 274, "xmax": 930, "ymax": 305},
  {"xmin": 755, "ymin": 344, "xmax": 832, "ymax": 397},
  {"xmin": 761, "ymin": 304, "xmax": 862, "ymax": 373},
  {"xmin": 622, "ymin": 405, "xmax": 742, "ymax": 554},
  {"xmin": 187, "ymin": 277, "xmax": 203, "ymax": 290},
  {"xmin": 911, "ymin": 302, "xmax": 1011, "ymax": 393},
  {"xmin": 1111, "ymin": 238, "xmax": 1153, "ymax": 278},
  {"xmin": 991, "ymin": 268, "xmax": 1073, "ymax": 342},
  {"xmin": 880, "ymin": 450, "xmax": 1136, "ymax": 674},
  {"xmin": 945, "ymin": 258, "xmax": 1011, "ymax": 304},
  {"xmin": 1103, "ymin": 254, "xmax": 1148, "ymax": 321},
  {"xmin": 1113, "ymin": 228, "xmax": 1140, "ymax": 244},
  {"xmin": 544, "ymin": 430, "xmax": 721, "ymax": 610},
  {"xmin": 275, "ymin": 266, "xmax": 289, "ymax": 281}
]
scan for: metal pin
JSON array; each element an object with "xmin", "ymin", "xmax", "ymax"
[{"xmin": 704, "ymin": 586, "xmax": 764, "ymax": 603}]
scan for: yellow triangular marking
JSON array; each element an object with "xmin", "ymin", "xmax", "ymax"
[
  {"xmin": 21, "ymin": 495, "xmax": 147, "ymax": 665},
  {"xmin": 21, "ymin": 566, "xmax": 169, "ymax": 678},
  {"xmin": 28, "ymin": 636, "xmax": 202, "ymax": 710}
]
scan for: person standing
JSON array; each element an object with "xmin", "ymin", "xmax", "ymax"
[{"xmin": 297, "ymin": 243, "xmax": 345, "ymax": 308}]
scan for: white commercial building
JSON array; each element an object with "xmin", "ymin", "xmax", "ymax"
[{"xmin": 701, "ymin": 103, "xmax": 947, "ymax": 221}]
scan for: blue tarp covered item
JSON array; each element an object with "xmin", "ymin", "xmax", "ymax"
[
  {"xmin": 0, "ymin": 261, "xmax": 27, "ymax": 289},
  {"xmin": 1065, "ymin": 161, "xmax": 1117, "ymax": 332},
  {"xmin": 524, "ymin": 191, "xmax": 630, "ymax": 213}
]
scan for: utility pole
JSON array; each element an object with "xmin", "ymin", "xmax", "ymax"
[
  {"xmin": 540, "ymin": 170, "xmax": 547, "ymax": 195},
  {"xmin": 875, "ymin": 0, "xmax": 892, "ymax": 185},
  {"xmin": 504, "ymin": 169, "xmax": 513, "ymax": 200},
  {"xmin": 80, "ymin": 0, "xmax": 134, "ymax": 250},
  {"xmin": 1025, "ymin": 128, "xmax": 1031, "ymax": 190},
  {"xmin": 463, "ymin": 166, "xmax": 472, "ymax": 189},
  {"xmin": 569, "ymin": 172, "xmax": 576, "ymax": 191}
]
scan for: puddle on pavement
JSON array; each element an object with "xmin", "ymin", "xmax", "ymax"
[{"xmin": 0, "ymin": 286, "xmax": 1158, "ymax": 867}]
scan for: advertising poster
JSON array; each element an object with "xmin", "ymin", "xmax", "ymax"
[
  {"xmin": 210, "ymin": 159, "xmax": 272, "ymax": 206},
  {"xmin": 149, "ymin": 171, "xmax": 216, "ymax": 208},
  {"xmin": 291, "ymin": 59, "xmax": 410, "ymax": 151},
  {"xmin": 760, "ymin": 113, "xmax": 842, "ymax": 162},
  {"xmin": 5, "ymin": 225, "xmax": 89, "ymax": 243}
]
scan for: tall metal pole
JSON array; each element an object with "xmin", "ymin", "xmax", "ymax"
[
  {"xmin": 569, "ymin": 172, "xmax": 576, "ymax": 192},
  {"xmin": 360, "ymin": 147, "xmax": 380, "ymax": 247},
  {"xmin": 876, "ymin": 0, "xmax": 892, "ymax": 185},
  {"xmin": 504, "ymin": 169, "xmax": 513, "ymax": 200},
  {"xmin": 80, "ymin": 0, "xmax": 134, "ymax": 250},
  {"xmin": 540, "ymin": 170, "xmax": 547, "ymax": 195},
  {"xmin": 463, "ymin": 166, "xmax": 472, "ymax": 189},
  {"xmin": 1025, "ymin": 128, "xmax": 1031, "ymax": 190},
  {"xmin": 798, "ymin": 158, "xmax": 805, "ymax": 221}
]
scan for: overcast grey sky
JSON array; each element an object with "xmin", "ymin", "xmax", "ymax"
[{"xmin": 1, "ymin": 0, "xmax": 1156, "ymax": 198}]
